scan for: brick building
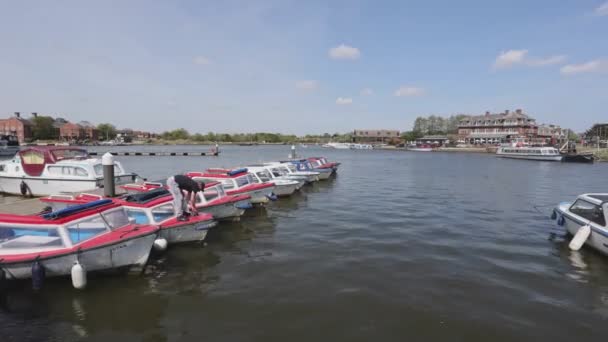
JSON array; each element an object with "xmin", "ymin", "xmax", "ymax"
[
  {"xmin": 458, "ymin": 109, "xmax": 538, "ymax": 145},
  {"xmin": 352, "ymin": 129, "xmax": 400, "ymax": 143},
  {"xmin": 0, "ymin": 112, "xmax": 33, "ymax": 143}
]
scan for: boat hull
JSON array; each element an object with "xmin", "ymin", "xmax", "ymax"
[
  {"xmin": 228, "ymin": 188, "xmax": 273, "ymax": 204},
  {"xmin": 199, "ymin": 202, "xmax": 246, "ymax": 220},
  {"xmin": 557, "ymin": 206, "xmax": 608, "ymax": 256},
  {"xmin": 272, "ymin": 182, "xmax": 299, "ymax": 196},
  {"xmin": 497, "ymin": 154, "xmax": 562, "ymax": 161},
  {"xmin": 314, "ymin": 170, "xmax": 332, "ymax": 180},
  {"xmin": 1, "ymin": 233, "xmax": 156, "ymax": 280},
  {"xmin": 160, "ymin": 220, "xmax": 216, "ymax": 244}
]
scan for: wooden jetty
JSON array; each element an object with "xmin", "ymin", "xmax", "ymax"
[{"xmin": 88, "ymin": 151, "xmax": 219, "ymax": 157}]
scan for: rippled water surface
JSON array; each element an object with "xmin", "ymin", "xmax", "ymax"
[{"xmin": 3, "ymin": 145, "xmax": 608, "ymax": 341}]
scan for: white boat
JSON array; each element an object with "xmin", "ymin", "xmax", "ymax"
[
  {"xmin": 408, "ymin": 144, "xmax": 433, "ymax": 152},
  {"xmin": 323, "ymin": 142, "xmax": 352, "ymax": 149},
  {"xmin": 245, "ymin": 166, "xmax": 302, "ymax": 196},
  {"xmin": 39, "ymin": 191, "xmax": 217, "ymax": 245},
  {"xmin": 120, "ymin": 181, "xmax": 252, "ymax": 221},
  {"xmin": 0, "ymin": 135, "xmax": 20, "ymax": 157},
  {"xmin": 351, "ymin": 143, "xmax": 373, "ymax": 150},
  {"xmin": 553, "ymin": 194, "xmax": 608, "ymax": 255},
  {"xmin": 187, "ymin": 168, "xmax": 276, "ymax": 204},
  {"xmin": 496, "ymin": 146, "xmax": 562, "ymax": 161},
  {"xmin": 0, "ymin": 146, "xmax": 139, "ymax": 196},
  {"xmin": 0, "ymin": 199, "xmax": 159, "ymax": 285},
  {"xmin": 262, "ymin": 162, "xmax": 320, "ymax": 183}
]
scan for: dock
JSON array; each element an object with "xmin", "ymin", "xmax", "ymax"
[{"xmin": 88, "ymin": 151, "xmax": 219, "ymax": 157}]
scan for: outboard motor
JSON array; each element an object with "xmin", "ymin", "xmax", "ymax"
[{"xmin": 31, "ymin": 261, "xmax": 45, "ymax": 290}]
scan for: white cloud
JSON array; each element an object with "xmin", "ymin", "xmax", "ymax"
[
  {"xmin": 394, "ymin": 86, "xmax": 425, "ymax": 97},
  {"xmin": 328, "ymin": 44, "xmax": 360, "ymax": 60},
  {"xmin": 193, "ymin": 56, "xmax": 211, "ymax": 65},
  {"xmin": 336, "ymin": 97, "xmax": 353, "ymax": 105},
  {"xmin": 295, "ymin": 80, "xmax": 318, "ymax": 90},
  {"xmin": 493, "ymin": 49, "xmax": 566, "ymax": 69},
  {"xmin": 360, "ymin": 88, "xmax": 373, "ymax": 96},
  {"xmin": 595, "ymin": 1, "xmax": 608, "ymax": 16},
  {"xmin": 560, "ymin": 59, "xmax": 608, "ymax": 75}
]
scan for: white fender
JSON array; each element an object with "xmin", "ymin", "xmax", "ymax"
[
  {"xmin": 71, "ymin": 262, "xmax": 87, "ymax": 290},
  {"xmin": 569, "ymin": 224, "xmax": 591, "ymax": 251},
  {"xmin": 153, "ymin": 238, "xmax": 168, "ymax": 252}
]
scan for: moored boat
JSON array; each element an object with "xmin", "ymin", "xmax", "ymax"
[
  {"xmin": 281, "ymin": 159, "xmax": 333, "ymax": 180},
  {"xmin": 307, "ymin": 157, "xmax": 340, "ymax": 174},
  {"xmin": 119, "ymin": 181, "xmax": 252, "ymax": 221},
  {"xmin": 262, "ymin": 162, "xmax": 320, "ymax": 183},
  {"xmin": 496, "ymin": 146, "xmax": 562, "ymax": 161},
  {"xmin": 0, "ymin": 135, "xmax": 20, "ymax": 157},
  {"xmin": 408, "ymin": 144, "xmax": 433, "ymax": 152},
  {"xmin": 187, "ymin": 168, "xmax": 276, "ymax": 204},
  {"xmin": 553, "ymin": 194, "xmax": 608, "ymax": 255},
  {"xmin": 0, "ymin": 147, "xmax": 139, "ymax": 196},
  {"xmin": 0, "ymin": 199, "xmax": 159, "ymax": 287},
  {"xmin": 245, "ymin": 166, "xmax": 301, "ymax": 196},
  {"xmin": 39, "ymin": 189, "xmax": 217, "ymax": 244}
]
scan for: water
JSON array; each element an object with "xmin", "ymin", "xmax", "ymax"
[{"xmin": 2, "ymin": 145, "xmax": 608, "ymax": 341}]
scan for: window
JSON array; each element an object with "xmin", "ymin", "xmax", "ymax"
[
  {"xmin": 0, "ymin": 226, "xmax": 64, "ymax": 249},
  {"xmin": 101, "ymin": 209, "xmax": 131, "ymax": 229},
  {"xmin": 125, "ymin": 208, "xmax": 150, "ymax": 224},
  {"xmin": 570, "ymin": 200, "xmax": 606, "ymax": 226},
  {"xmin": 93, "ymin": 164, "xmax": 123, "ymax": 176},
  {"xmin": 21, "ymin": 151, "xmax": 45, "ymax": 164},
  {"xmin": 151, "ymin": 203, "xmax": 175, "ymax": 223},
  {"xmin": 271, "ymin": 167, "xmax": 284, "ymax": 177},
  {"xmin": 256, "ymin": 171, "xmax": 272, "ymax": 182},
  {"xmin": 66, "ymin": 215, "xmax": 110, "ymax": 244},
  {"xmin": 235, "ymin": 176, "xmax": 250, "ymax": 187},
  {"xmin": 74, "ymin": 167, "xmax": 89, "ymax": 177},
  {"xmin": 286, "ymin": 164, "xmax": 297, "ymax": 172},
  {"xmin": 203, "ymin": 189, "xmax": 220, "ymax": 201}
]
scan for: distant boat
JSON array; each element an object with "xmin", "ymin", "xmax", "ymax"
[
  {"xmin": 408, "ymin": 144, "xmax": 433, "ymax": 152},
  {"xmin": 322, "ymin": 142, "xmax": 351, "ymax": 149},
  {"xmin": 496, "ymin": 146, "xmax": 562, "ymax": 161}
]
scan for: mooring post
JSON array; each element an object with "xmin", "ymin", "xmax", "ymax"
[
  {"xmin": 102, "ymin": 152, "xmax": 115, "ymax": 197},
  {"xmin": 290, "ymin": 145, "xmax": 296, "ymax": 159}
]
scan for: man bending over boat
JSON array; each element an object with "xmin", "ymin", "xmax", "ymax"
[{"xmin": 166, "ymin": 174, "xmax": 201, "ymax": 221}]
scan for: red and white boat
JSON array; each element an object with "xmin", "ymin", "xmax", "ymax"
[
  {"xmin": 0, "ymin": 147, "xmax": 138, "ymax": 196},
  {"xmin": 40, "ymin": 190, "xmax": 217, "ymax": 244},
  {"xmin": 187, "ymin": 168, "xmax": 276, "ymax": 205},
  {"xmin": 0, "ymin": 199, "xmax": 159, "ymax": 287},
  {"xmin": 307, "ymin": 157, "xmax": 341, "ymax": 174},
  {"xmin": 120, "ymin": 181, "xmax": 252, "ymax": 221}
]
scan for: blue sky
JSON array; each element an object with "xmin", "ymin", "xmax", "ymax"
[{"xmin": 0, "ymin": 0, "xmax": 606, "ymax": 134}]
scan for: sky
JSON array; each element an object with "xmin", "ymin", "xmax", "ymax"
[{"xmin": 0, "ymin": 0, "xmax": 607, "ymax": 134}]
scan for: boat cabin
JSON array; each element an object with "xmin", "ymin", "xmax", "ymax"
[
  {"xmin": 187, "ymin": 168, "xmax": 270, "ymax": 192},
  {"xmin": 567, "ymin": 194, "xmax": 608, "ymax": 227},
  {"xmin": 0, "ymin": 200, "xmax": 137, "ymax": 255}
]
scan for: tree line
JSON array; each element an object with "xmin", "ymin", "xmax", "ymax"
[
  {"xmin": 159, "ymin": 129, "xmax": 353, "ymax": 143},
  {"xmin": 401, "ymin": 114, "xmax": 468, "ymax": 141}
]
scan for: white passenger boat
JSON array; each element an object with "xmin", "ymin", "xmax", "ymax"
[
  {"xmin": 553, "ymin": 194, "xmax": 608, "ymax": 255},
  {"xmin": 187, "ymin": 168, "xmax": 276, "ymax": 204},
  {"xmin": 0, "ymin": 147, "xmax": 138, "ymax": 196},
  {"xmin": 496, "ymin": 146, "xmax": 562, "ymax": 161},
  {"xmin": 245, "ymin": 166, "xmax": 302, "ymax": 196}
]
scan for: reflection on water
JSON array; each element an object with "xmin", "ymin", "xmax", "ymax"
[{"xmin": 2, "ymin": 146, "xmax": 608, "ymax": 341}]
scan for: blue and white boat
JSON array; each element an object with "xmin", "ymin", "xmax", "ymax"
[{"xmin": 553, "ymin": 193, "xmax": 608, "ymax": 255}]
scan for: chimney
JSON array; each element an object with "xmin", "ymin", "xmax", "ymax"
[
  {"xmin": 14, "ymin": 112, "xmax": 20, "ymax": 118},
  {"xmin": 505, "ymin": 110, "xmax": 510, "ymax": 115},
  {"xmin": 32, "ymin": 112, "xmax": 38, "ymax": 118},
  {"xmin": 485, "ymin": 111, "xmax": 490, "ymax": 116},
  {"xmin": 516, "ymin": 109, "xmax": 522, "ymax": 114}
]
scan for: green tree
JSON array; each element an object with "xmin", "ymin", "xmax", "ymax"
[
  {"xmin": 97, "ymin": 123, "xmax": 117, "ymax": 141},
  {"xmin": 31, "ymin": 116, "xmax": 58, "ymax": 140}
]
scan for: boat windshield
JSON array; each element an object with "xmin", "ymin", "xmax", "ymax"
[
  {"xmin": 286, "ymin": 164, "xmax": 297, "ymax": 173},
  {"xmin": 0, "ymin": 226, "xmax": 65, "ymax": 250},
  {"xmin": 66, "ymin": 214, "xmax": 112, "ymax": 244},
  {"xmin": 151, "ymin": 203, "xmax": 175, "ymax": 223},
  {"xmin": 52, "ymin": 149, "xmax": 89, "ymax": 160},
  {"xmin": 202, "ymin": 185, "xmax": 225, "ymax": 202},
  {"xmin": 235, "ymin": 175, "xmax": 251, "ymax": 187},
  {"xmin": 570, "ymin": 199, "xmax": 606, "ymax": 226},
  {"xmin": 255, "ymin": 171, "xmax": 272, "ymax": 182},
  {"xmin": 125, "ymin": 208, "xmax": 150, "ymax": 224}
]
